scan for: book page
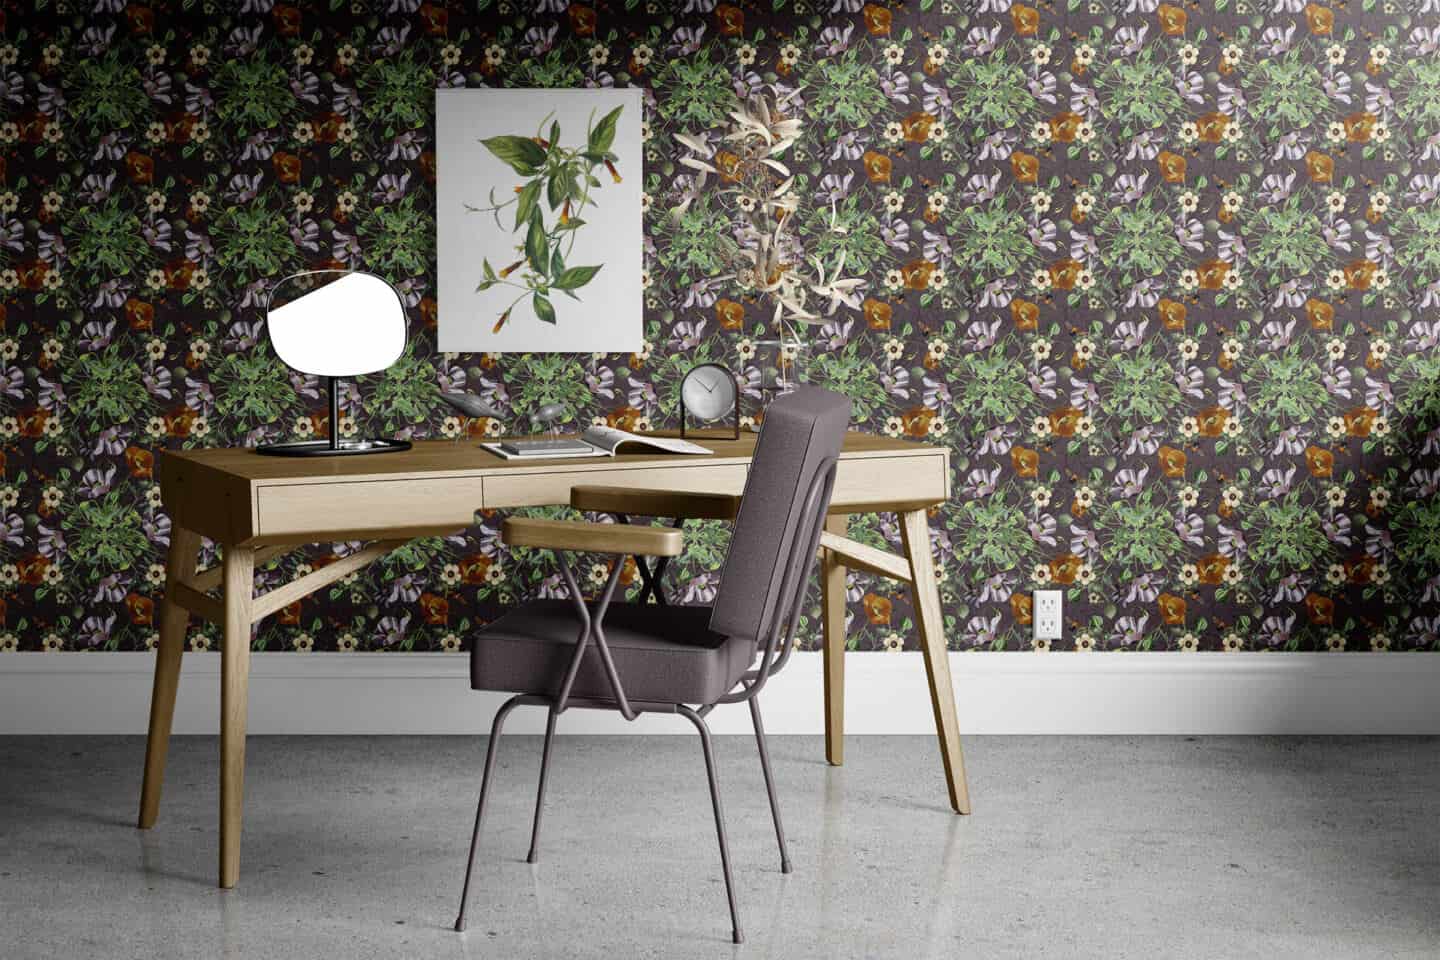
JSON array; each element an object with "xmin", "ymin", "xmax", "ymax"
[{"xmin": 580, "ymin": 426, "xmax": 712, "ymax": 455}]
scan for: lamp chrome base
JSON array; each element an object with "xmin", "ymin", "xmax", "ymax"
[{"xmin": 255, "ymin": 438, "xmax": 412, "ymax": 457}]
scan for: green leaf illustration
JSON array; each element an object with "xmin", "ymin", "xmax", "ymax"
[
  {"xmin": 514, "ymin": 180, "xmax": 542, "ymax": 230},
  {"xmin": 552, "ymin": 265, "xmax": 602, "ymax": 290},
  {"xmin": 525, "ymin": 208, "xmax": 548, "ymax": 270},
  {"xmin": 481, "ymin": 135, "xmax": 546, "ymax": 175},
  {"xmin": 533, "ymin": 293, "xmax": 556, "ymax": 324},
  {"xmin": 588, "ymin": 105, "xmax": 623, "ymax": 153},
  {"xmin": 477, "ymin": 258, "xmax": 498, "ymax": 291}
]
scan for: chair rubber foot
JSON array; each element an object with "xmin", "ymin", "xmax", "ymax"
[
  {"xmin": 525, "ymin": 852, "xmax": 538, "ymax": 864},
  {"xmin": 453, "ymin": 918, "xmax": 466, "ymax": 933},
  {"xmin": 780, "ymin": 858, "xmax": 793, "ymax": 874},
  {"xmin": 732, "ymin": 929, "xmax": 744, "ymax": 945}
]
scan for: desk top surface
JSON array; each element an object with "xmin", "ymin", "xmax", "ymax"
[{"xmin": 163, "ymin": 431, "xmax": 945, "ymax": 485}]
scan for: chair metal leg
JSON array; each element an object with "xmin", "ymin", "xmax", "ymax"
[
  {"xmin": 526, "ymin": 705, "xmax": 559, "ymax": 864},
  {"xmin": 677, "ymin": 705, "xmax": 743, "ymax": 945},
  {"xmin": 749, "ymin": 697, "xmax": 792, "ymax": 874},
  {"xmin": 455, "ymin": 695, "xmax": 523, "ymax": 933}
]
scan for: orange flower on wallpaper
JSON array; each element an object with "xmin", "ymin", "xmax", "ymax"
[
  {"xmin": 1195, "ymin": 112, "xmax": 1230, "ymax": 143},
  {"xmin": 1157, "ymin": 593, "xmax": 1186, "ymax": 626},
  {"xmin": 1010, "ymin": 592, "xmax": 1034, "ymax": 625},
  {"xmin": 1305, "ymin": 298, "xmax": 1335, "ymax": 330},
  {"xmin": 1010, "ymin": 150, "xmax": 1039, "ymax": 183},
  {"xmin": 1050, "ymin": 554, "xmax": 1083, "ymax": 584},
  {"xmin": 1158, "ymin": 298, "xmax": 1187, "ymax": 331},
  {"xmin": 272, "ymin": 151, "xmax": 301, "ymax": 184},
  {"xmin": 1303, "ymin": 593, "xmax": 1335, "ymax": 625},
  {"xmin": 1343, "ymin": 259, "xmax": 1378, "ymax": 289},
  {"xmin": 1011, "ymin": 4, "xmax": 1040, "ymax": 34},
  {"xmin": 1010, "ymin": 298, "xmax": 1039, "ymax": 330},
  {"xmin": 1049, "ymin": 406, "xmax": 1084, "ymax": 437},
  {"xmin": 619, "ymin": 556, "xmax": 640, "ymax": 587},
  {"xmin": 124, "ymin": 298, "xmax": 154, "ymax": 331},
  {"xmin": 606, "ymin": 406, "xmax": 645, "ymax": 431},
  {"xmin": 417, "ymin": 2, "xmax": 447, "ymax": 35},
  {"xmin": 714, "ymin": 150, "xmax": 743, "ymax": 182},
  {"xmin": 125, "ymin": 593, "xmax": 155, "ymax": 627},
  {"xmin": 1196, "ymin": 554, "xmax": 1230, "ymax": 585},
  {"xmin": 715, "ymin": 4, "xmax": 744, "ymax": 37},
  {"xmin": 457, "ymin": 555, "xmax": 492, "ymax": 585},
  {"xmin": 1344, "ymin": 556, "xmax": 1376, "ymax": 584},
  {"xmin": 277, "ymin": 600, "xmax": 302, "ymax": 626},
  {"xmin": 1196, "ymin": 259, "xmax": 1230, "ymax": 290},
  {"xmin": 1048, "ymin": 258, "xmax": 1083, "ymax": 290},
  {"xmin": 124, "ymin": 151, "xmax": 154, "ymax": 184},
  {"xmin": 1158, "ymin": 446, "xmax": 1187, "ymax": 478},
  {"xmin": 568, "ymin": 5, "xmax": 597, "ymax": 35},
  {"xmin": 1343, "ymin": 112, "xmax": 1377, "ymax": 142},
  {"xmin": 862, "ymin": 150, "xmax": 892, "ymax": 182},
  {"xmin": 1195, "ymin": 406, "xmax": 1229, "ymax": 437},
  {"xmin": 418, "ymin": 593, "xmax": 449, "ymax": 625},
  {"xmin": 901, "ymin": 112, "xmax": 936, "ymax": 143},
  {"xmin": 901, "ymin": 260, "xmax": 936, "ymax": 290},
  {"xmin": 715, "ymin": 298, "xmax": 745, "ymax": 330},
  {"xmin": 1304, "ymin": 445, "xmax": 1335, "ymax": 478},
  {"xmin": 1304, "ymin": 3, "xmax": 1333, "ymax": 34},
  {"xmin": 1157, "ymin": 3, "xmax": 1187, "ymax": 35},
  {"xmin": 1343, "ymin": 407, "xmax": 1378, "ymax": 437},
  {"xmin": 1011, "ymin": 446, "xmax": 1039, "ymax": 478},
  {"xmin": 862, "ymin": 593, "xmax": 892, "ymax": 625},
  {"xmin": 123, "ymin": 446, "xmax": 154, "ymax": 479},
  {"xmin": 1048, "ymin": 112, "xmax": 1084, "ymax": 142},
  {"xmin": 1157, "ymin": 151, "xmax": 1186, "ymax": 183},
  {"xmin": 862, "ymin": 298, "xmax": 892, "ymax": 330},
  {"xmin": 1305, "ymin": 150, "xmax": 1334, "ymax": 182},
  {"xmin": 900, "ymin": 407, "xmax": 935, "ymax": 438},
  {"xmin": 862, "ymin": 3, "xmax": 892, "ymax": 34},
  {"xmin": 17, "ymin": 556, "xmax": 50, "ymax": 586}
]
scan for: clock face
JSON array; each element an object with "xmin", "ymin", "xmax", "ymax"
[{"xmin": 682, "ymin": 365, "xmax": 737, "ymax": 422}]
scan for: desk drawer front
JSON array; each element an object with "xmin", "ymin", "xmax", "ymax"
[
  {"xmin": 832, "ymin": 454, "xmax": 947, "ymax": 508},
  {"xmin": 257, "ymin": 478, "xmax": 486, "ymax": 538},
  {"xmin": 484, "ymin": 464, "xmax": 750, "ymax": 508}
]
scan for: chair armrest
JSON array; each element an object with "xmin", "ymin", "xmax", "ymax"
[
  {"xmin": 502, "ymin": 517, "xmax": 683, "ymax": 556},
  {"xmin": 570, "ymin": 485, "xmax": 741, "ymax": 522}
]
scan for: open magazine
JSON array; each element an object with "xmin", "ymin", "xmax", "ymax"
[{"xmin": 482, "ymin": 425, "xmax": 713, "ymax": 460}]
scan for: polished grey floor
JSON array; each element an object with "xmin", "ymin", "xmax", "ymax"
[{"xmin": 1, "ymin": 735, "xmax": 1436, "ymax": 959}]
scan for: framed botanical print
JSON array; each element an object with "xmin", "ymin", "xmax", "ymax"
[{"xmin": 436, "ymin": 87, "xmax": 643, "ymax": 353}]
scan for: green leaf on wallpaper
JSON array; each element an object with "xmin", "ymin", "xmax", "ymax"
[
  {"xmin": 525, "ymin": 209, "xmax": 548, "ymax": 270},
  {"xmin": 482, "ymin": 135, "xmax": 546, "ymax": 175},
  {"xmin": 553, "ymin": 265, "xmax": 603, "ymax": 291},
  {"xmin": 533, "ymin": 293, "xmax": 557, "ymax": 325},
  {"xmin": 551, "ymin": 247, "xmax": 565, "ymax": 277},
  {"xmin": 477, "ymin": 258, "xmax": 498, "ymax": 292},
  {"xmin": 514, "ymin": 180, "xmax": 541, "ymax": 230},
  {"xmin": 589, "ymin": 105, "xmax": 623, "ymax": 154}
]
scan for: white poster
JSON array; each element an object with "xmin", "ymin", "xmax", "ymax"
[{"xmin": 436, "ymin": 88, "xmax": 643, "ymax": 353}]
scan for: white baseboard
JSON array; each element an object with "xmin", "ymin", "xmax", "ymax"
[{"xmin": 2, "ymin": 651, "xmax": 1438, "ymax": 735}]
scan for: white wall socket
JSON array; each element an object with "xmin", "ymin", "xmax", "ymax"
[{"xmin": 1033, "ymin": 590, "xmax": 1063, "ymax": 641}]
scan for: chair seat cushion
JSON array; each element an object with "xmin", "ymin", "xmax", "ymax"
[{"xmin": 470, "ymin": 600, "xmax": 754, "ymax": 706}]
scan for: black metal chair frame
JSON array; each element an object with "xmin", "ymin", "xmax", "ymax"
[{"xmin": 454, "ymin": 456, "xmax": 839, "ymax": 945}]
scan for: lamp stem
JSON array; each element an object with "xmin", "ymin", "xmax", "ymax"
[{"xmin": 328, "ymin": 377, "xmax": 340, "ymax": 451}]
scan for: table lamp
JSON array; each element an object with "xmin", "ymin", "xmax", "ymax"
[{"xmin": 257, "ymin": 270, "xmax": 412, "ymax": 457}]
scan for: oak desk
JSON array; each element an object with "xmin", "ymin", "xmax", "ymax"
[{"xmin": 142, "ymin": 432, "xmax": 970, "ymax": 888}]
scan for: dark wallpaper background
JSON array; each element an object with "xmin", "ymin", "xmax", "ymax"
[{"xmin": 1, "ymin": 0, "xmax": 1438, "ymax": 654}]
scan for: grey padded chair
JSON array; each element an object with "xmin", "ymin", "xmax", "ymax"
[{"xmin": 454, "ymin": 387, "xmax": 851, "ymax": 944}]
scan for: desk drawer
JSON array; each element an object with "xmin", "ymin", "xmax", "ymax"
[
  {"xmin": 257, "ymin": 477, "xmax": 486, "ymax": 539},
  {"xmin": 483, "ymin": 464, "xmax": 750, "ymax": 508}
]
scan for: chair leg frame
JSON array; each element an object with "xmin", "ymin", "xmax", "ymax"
[
  {"xmin": 749, "ymin": 695, "xmax": 792, "ymax": 874},
  {"xmin": 453, "ymin": 697, "xmax": 747, "ymax": 945}
]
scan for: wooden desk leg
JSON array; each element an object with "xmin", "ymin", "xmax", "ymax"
[
  {"xmin": 899, "ymin": 508, "xmax": 971, "ymax": 815},
  {"xmin": 138, "ymin": 525, "xmax": 202, "ymax": 829},
  {"xmin": 821, "ymin": 514, "xmax": 848, "ymax": 766},
  {"xmin": 219, "ymin": 546, "xmax": 255, "ymax": 888}
]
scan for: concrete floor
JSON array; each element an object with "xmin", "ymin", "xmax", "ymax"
[{"xmin": 0, "ymin": 736, "xmax": 1436, "ymax": 960}]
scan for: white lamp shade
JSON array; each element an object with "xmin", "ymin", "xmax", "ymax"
[{"xmin": 266, "ymin": 271, "xmax": 406, "ymax": 377}]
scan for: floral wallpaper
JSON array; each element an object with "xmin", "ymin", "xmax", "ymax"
[{"xmin": 0, "ymin": 0, "xmax": 1438, "ymax": 655}]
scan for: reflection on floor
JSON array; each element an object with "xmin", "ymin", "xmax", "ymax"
[{"xmin": 1, "ymin": 735, "xmax": 1436, "ymax": 959}]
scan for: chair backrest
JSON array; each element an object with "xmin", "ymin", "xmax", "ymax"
[{"xmin": 709, "ymin": 387, "xmax": 850, "ymax": 650}]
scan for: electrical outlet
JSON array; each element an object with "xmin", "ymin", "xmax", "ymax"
[{"xmin": 1033, "ymin": 590, "xmax": 1063, "ymax": 641}]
